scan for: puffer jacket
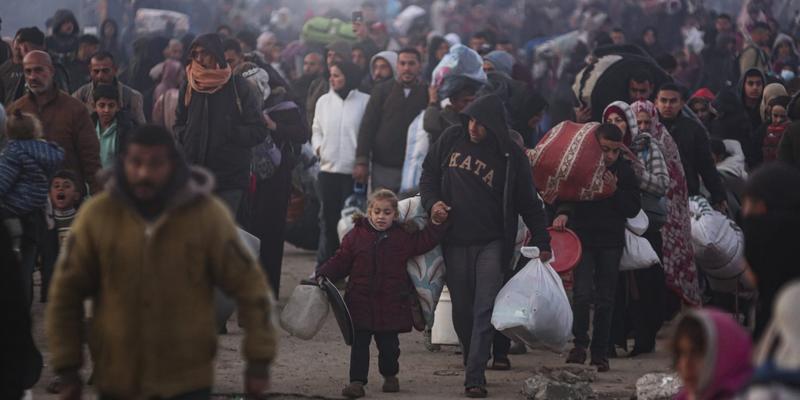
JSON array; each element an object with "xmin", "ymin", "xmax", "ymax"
[
  {"xmin": 0, "ymin": 140, "xmax": 64, "ymax": 215},
  {"xmin": 318, "ymin": 216, "xmax": 445, "ymax": 332},
  {"xmin": 45, "ymin": 167, "xmax": 276, "ymax": 399},
  {"xmin": 311, "ymin": 89, "xmax": 370, "ymax": 174}
]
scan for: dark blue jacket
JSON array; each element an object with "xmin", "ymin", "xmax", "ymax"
[{"xmin": 0, "ymin": 140, "xmax": 64, "ymax": 215}]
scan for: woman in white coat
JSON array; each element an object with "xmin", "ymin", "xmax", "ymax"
[{"xmin": 312, "ymin": 61, "xmax": 371, "ymax": 263}]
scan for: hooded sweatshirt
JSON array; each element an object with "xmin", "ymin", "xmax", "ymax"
[
  {"xmin": 484, "ymin": 50, "xmax": 515, "ymax": 77},
  {"xmin": 712, "ymin": 89, "xmax": 757, "ymax": 167},
  {"xmin": 674, "ymin": 309, "xmax": 753, "ymax": 400},
  {"xmin": 772, "ymin": 33, "xmax": 800, "ymax": 74},
  {"xmin": 46, "ymin": 10, "xmax": 80, "ymax": 64},
  {"xmin": 738, "ymin": 68, "xmax": 767, "ymax": 131},
  {"xmin": 369, "ymin": 51, "xmax": 398, "ymax": 83},
  {"xmin": 420, "ymin": 95, "xmax": 551, "ymax": 267}
]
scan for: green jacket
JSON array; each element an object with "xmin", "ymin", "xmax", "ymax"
[{"xmin": 45, "ymin": 167, "xmax": 276, "ymax": 398}]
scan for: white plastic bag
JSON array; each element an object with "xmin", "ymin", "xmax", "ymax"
[
  {"xmin": 432, "ymin": 44, "xmax": 488, "ymax": 88},
  {"xmin": 620, "ymin": 230, "xmax": 660, "ymax": 271},
  {"xmin": 399, "ymin": 111, "xmax": 430, "ymax": 195},
  {"xmin": 491, "ymin": 247, "xmax": 572, "ymax": 350},
  {"xmin": 689, "ymin": 196, "xmax": 750, "ymax": 293},
  {"xmin": 280, "ymin": 283, "xmax": 330, "ymax": 340},
  {"xmin": 625, "ymin": 209, "xmax": 650, "ymax": 236}
]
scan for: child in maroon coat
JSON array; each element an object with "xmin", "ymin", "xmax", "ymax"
[{"xmin": 317, "ymin": 189, "xmax": 448, "ymax": 399}]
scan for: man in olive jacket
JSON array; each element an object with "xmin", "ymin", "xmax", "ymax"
[{"xmin": 46, "ymin": 126, "xmax": 276, "ymax": 400}]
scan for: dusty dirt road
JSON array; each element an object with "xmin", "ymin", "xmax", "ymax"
[{"xmin": 30, "ymin": 244, "xmax": 673, "ymax": 399}]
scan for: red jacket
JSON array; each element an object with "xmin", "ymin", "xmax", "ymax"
[{"xmin": 318, "ymin": 217, "xmax": 445, "ymax": 332}]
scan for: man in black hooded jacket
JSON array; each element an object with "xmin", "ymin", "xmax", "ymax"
[
  {"xmin": 420, "ymin": 94, "xmax": 550, "ymax": 397},
  {"xmin": 174, "ymin": 33, "xmax": 268, "ymax": 215}
]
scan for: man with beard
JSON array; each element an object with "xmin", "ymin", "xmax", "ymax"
[
  {"xmin": 355, "ymin": 48, "xmax": 428, "ymax": 192},
  {"xmin": 46, "ymin": 125, "xmax": 275, "ymax": 400},
  {"xmin": 291, "ymin": 51, "xmax": 324, "ymax": 111},
  {"xmin": 174, "ymin": 33, "xmax": 268, "ymax": 215},
  {"xmin": 740, "ymin": 163, "xmax": 800, "ymax": 338},
  {"xmin": 8, "ymin": 51, "xmax": 100, "ymax": 194},
  {"xmin": 73, "ymin": 51, "xmax": 146, "ymax": 125},
  {"xmin": 361, "ymin": 50, "xmax": 397, "ymax": 93}
]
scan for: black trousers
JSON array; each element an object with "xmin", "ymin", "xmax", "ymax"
[
  {"xmin": 316, "ymin": 171, "xmax": 353, "ymax": 264},
  {"xmin": 350, "ymin": 330, "xmax": 400, "ymax": 384},
  {"xmin": 241, "ymin": 160, "xmax": 293, "ymax": 297},
  {"xmin": 572, "ymin": 246, "xmax": 623, "ymax": 357},
  {"xmin": 610, "ymin": 228, "xmax": 665, "ymax": 353}
]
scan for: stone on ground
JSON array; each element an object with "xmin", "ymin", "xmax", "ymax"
[{"xmin": 635, "ymin": 373, "xmax": 682, "ymax": 400}]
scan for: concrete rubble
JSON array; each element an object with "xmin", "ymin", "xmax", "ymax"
[
  {"xmin": 635, "ymin": 373, "xmax": 683, "ymax": 400},
  {"xmin": 522, "ymin": 366, "xmax": 598, "ymax": 399}
]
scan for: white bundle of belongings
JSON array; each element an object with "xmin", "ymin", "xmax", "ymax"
[
  {"xmin": 620, "ymin": 209, "xmax": 660, "ymax": 271},
  {"xmin": 135, "ymin": 9, "xmax": 190, "ymax": 36},
  {"xmin": 399, "ymin": 111, "xmax": 430, "ymax": 196},
  {"xmin": 491, "ymin": 247, "xmax": 572, "ymax": 350},
  {"xmin": 397, "ymin": 196, "xmax": 447, "ymax": 327},
  {"xmin": 280, "ymin": 282, "xmax": 330, "ymax": 340},
  {"xmin": 689, "ymin": 196, "xmax": 752, "ymax": 293}
]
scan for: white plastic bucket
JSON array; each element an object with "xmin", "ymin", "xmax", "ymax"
[{"xmin": 431, "ymin": 286, "xmax": 459, "ymax": 345}]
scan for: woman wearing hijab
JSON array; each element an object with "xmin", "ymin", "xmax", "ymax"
[
  {"xmin": 151, "ymin": 59, "xmax": 184, "ymax": 135},
  {"xmin": 312, "ymin": 61, "xmax": 370, "ymax": 263},
  {"xmin": 603, "ymin": 101, "xmax": 670, "ymax": 357},
  {"xmin": 425, "ymin": 36, "xmax": 449, "ymax": 82},
  {"xmin": 671, "ymin": 309, "xmax": 753, "ymax": 400},
  {"xmin": 630, "ymin": 100, "xmax": 700, "ymax": 307},
  {"xmin": 746, "ymin": 83, "xmax": 789, "ymax": 166},
  {"xmin": 99, "ymin": 19, "xmax": 128, "ymax": 68},
  {"xmin": 772, "ymin": 33, "xmax": 800, "ymax": 78},
  {"xmin": 741, "ymin": 282, "xmax": 800, "ymax": 398}
]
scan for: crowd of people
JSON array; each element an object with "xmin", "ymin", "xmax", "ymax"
[{"xmin": 2, "ymin": 0, "xmax": 800, "ymax": 399}]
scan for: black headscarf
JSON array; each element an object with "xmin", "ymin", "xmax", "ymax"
[{"xmin": 330, "ymin": 61, "xmax": 362, "ymax": 100}]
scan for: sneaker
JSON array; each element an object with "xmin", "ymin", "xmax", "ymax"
[
  {"xmin": 590, "ymin": 357, "xmax": 610, "ymax": 372},
  {"xmin": 383, "ymin": 376, "xmax": 400, "ymax": 393},
  {"xmin": 565, "ymin": 346, "xmax": 587, "ymax": 364},
  {"xmin": 342, "ymin": 382, "xmax": 366, "ymax": 398}
]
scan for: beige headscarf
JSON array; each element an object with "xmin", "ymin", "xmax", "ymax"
[
  {"xmin": 754, "ymin": 281, "xmax": 800, "ymax": 369},
  {"xmin": 761, "ymin": 83, "xmax": 788, "ymax": 122}
]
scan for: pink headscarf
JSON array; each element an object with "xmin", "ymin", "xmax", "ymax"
[
  {"xmin": 631, "ymin": 100, "xmax": 700, "ymax": 306},
  {"xmin": 154, "ymin": 59, "xmax": 184, "ymax": 106},
  {"xmin": 675, "ymin": 309, "xmax": 753, "ymax": 400}
]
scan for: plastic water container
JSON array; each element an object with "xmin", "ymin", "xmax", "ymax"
[
  {"xmin": 431, "ymin": 286, "xmax": 459, "ymax": 345},
  {"xmin": 280, "ymin": 283, "xmax": 330, "ymax": 340}
]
